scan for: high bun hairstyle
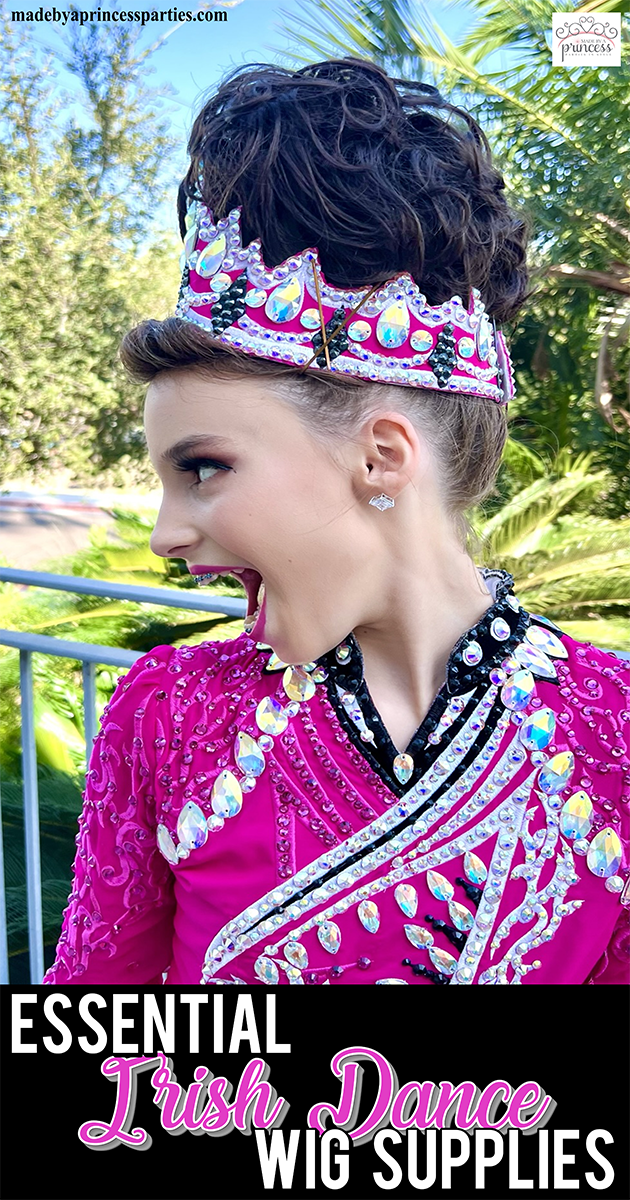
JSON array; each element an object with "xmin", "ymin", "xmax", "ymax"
[{"xmin": 121, "ymin": 57, "xmax": 532, "ymax": 548}]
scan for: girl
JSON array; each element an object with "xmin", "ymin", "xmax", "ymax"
[{"xmin": 44, "ymin": 58, "xmax": 629, "ymax": 986}]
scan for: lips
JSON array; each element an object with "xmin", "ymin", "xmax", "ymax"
[{"xmin": 190, "ymin": 565, "xmax": 264, "ymax": 621}]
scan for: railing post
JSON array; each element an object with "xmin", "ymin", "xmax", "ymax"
[
  {"xmin": 82, "ymin": 660, "xmax": 97, "ymax": 769},
  {"xmin": 0, "ymin": 775, "xmax": 9, "ymax": 984},
  {"xmin": 19, "ymin": 650, "xmax": 45, "ymax": 983}
]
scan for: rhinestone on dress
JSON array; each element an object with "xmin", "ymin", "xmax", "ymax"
[
  {"xmin": 501, "ymin": 669, "xmax": 535, "ymax": 712},
  {"xmin": 519, "ymin": 708, "xmax": 556, "ymax": 752},
  {"xmin": 587, "ymin": 828, "xmax": 622, "ymax": 879},
  {"xmin": 393, "ymin": 753, "xmax": 414, "ymax": 784},
  {"xmin": 335, "ymin": 642, "xmax": 352, "ymax": 663},
  {"xmin": 157, "ymin": 823, "xmax": 178, "ymax": 865},
  {"xmin": 404, "ymin": 924, "xmax": 434, "ymax": 948},
  {"xmin": 464, "ymin": 851, "xmax": 487, "ymax": 885},
  {"xmin": 255, "ymin": 696, "xmax": 289, "ymax": 736},
  {"xmin": 560, "ymin": 791, "xmax": 593, "ymax": 840},
  {"xmin": 462, "ymin": 641, "xmax": 483, "ymax": 666},
  {"xmin": 605, "ymin": 876, "xmax": 624, "ymax": 894},
  {"xmin": 426, "ymin": 871, "xmax": 454, "ymax": 902},
  {"xmin": 490, "ymin": 617, "xmax": 511, "ymax": 641},
  {"xmin": 283, "ymin": 665, "xmax": 316, "ymax": 703},
  {"xmin": 514, "ymin": 643, "xmax": 557, "ymax": 679},
  {"xmin": 318, "ymin": 920, "xmax": 342, "ymax": 954},
  {"xmin": 235, "ymin": 732, "xmax": 266, "ymax": 778},
  {"xmin": 448, "ymin": 900, "xmax": 474, "ymax": 932},
  {"xmin": 176, "ymin": 801, "xmax": 208, "ymax": 850},
  {"xmin": 429, "ymin": 946, "xmax": 458, "ymax": 976},
  {"xmin": 525, "ymin": 625, "xmax": 568, "ymax": 659},
  {"xmin": 357, "ymin": 900, "xmax": 380, "ymax": 933},
  {"xmin": 211, "ymin": 770, "xmax": 243, "ymax": 818},
  {"xmin": 284, "ymin": 941, "xmax": 308, "ymax": 969},
  {"xmin": 538, "ymin": 751, "xmax": 574, "ymax": 796},
  {"xmin": 395, "ymin": 884, "xmax": 418, "ymax": 918},
  {"xmin": 254, "ymin": 956, "xmax": 280, "ymax": 984}
]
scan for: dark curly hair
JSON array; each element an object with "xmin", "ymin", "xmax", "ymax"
[{"xmin": 121, "ymin": 57, "xmax": 533, "ymax": 546}]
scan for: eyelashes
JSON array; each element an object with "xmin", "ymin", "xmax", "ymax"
[{"xmin": 173, "ymin": 456, "xmax": 233, "ymax": 486}]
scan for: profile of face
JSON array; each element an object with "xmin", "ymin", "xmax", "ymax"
[{"xmin": 145, "ymin": 371, "xmax": 442, "ymax": 666}]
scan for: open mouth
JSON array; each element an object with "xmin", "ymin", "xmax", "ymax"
[{"xmin": 190, "ymin": 566, "xmax": 265, "ymax": 632}]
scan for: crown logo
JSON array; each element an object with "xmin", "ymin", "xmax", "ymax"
[{"xmin": 174, "ymin": 202, "xmax": 514, "ymax": 404}]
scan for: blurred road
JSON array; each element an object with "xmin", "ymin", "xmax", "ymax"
[{"xmin": 0, "ymin": 484, "xmax": 161, "ymax": 571}]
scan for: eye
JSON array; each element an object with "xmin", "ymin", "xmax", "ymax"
[{"xmin": 173, "ymin": 456, "xmax": 232, "ymax": 486}]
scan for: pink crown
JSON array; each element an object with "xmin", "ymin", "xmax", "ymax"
[{"xmin": 174, "ymin": 201, "xmax": 515, "ymax": 405}]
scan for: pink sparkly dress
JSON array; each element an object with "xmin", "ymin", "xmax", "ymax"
[{"xmin": 43, "ymin": 570, "xmax": 630, "ymax": 986}]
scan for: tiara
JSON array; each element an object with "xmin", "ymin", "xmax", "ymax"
[{"xmin": 174, "ymin": 201, "xmax": 515, "ymax": 405}]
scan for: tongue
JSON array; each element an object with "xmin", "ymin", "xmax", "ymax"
[{"xmin": 240, "ymin": 569, "xmax": 263, "ymax": 618}]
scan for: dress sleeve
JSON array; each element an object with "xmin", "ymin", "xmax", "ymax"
[{"xmin": 42, "ymin": 646, "xmax": 177, "ymax": 985}]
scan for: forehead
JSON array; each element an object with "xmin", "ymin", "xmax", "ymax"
[{"xmin": 144, "ymin": 372, "xmax": 281, "ymax": 444}]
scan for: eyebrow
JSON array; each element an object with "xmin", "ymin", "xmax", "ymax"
[{"xmin": 159, "ymin": 435, "xmax": 234, "ymax": 467}]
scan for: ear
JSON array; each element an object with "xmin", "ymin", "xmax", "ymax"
[{"xmin": 356, "ymin": 411, "xmax": 426, "ymax": 500}]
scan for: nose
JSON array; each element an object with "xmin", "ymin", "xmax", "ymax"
[{"xmin": 149, "ymin": 499, "xmax": 199, "ymax": 561}]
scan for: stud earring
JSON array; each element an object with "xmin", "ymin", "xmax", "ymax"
[{"xmin": 369, "ymin": 494, "xmax": 395, "ymax": 511}]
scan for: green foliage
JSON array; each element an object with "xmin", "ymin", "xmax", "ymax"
[{"xmin": 0, "ymin": 17, "xmax": 182, "ymax": 488}]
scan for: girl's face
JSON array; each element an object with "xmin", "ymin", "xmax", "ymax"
[{"xmin": 145, "ymin": 370, "xmax": 397, "ymax": 665}]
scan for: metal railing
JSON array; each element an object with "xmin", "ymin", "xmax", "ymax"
[
  {"xmin": 1, "ymin": 566, "xmax": 629, "ymax": 985},
  {"xmin": 0, "ymin": 566, "xmax": 247, "ymax": 985}
]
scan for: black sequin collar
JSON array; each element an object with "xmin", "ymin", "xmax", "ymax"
[{"xmin": 317, "ymin": 568, "xmax": 534, "ymax": 797}]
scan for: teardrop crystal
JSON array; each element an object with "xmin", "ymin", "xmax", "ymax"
[
  {"xmin": 514, "ymin": 643, "xmax": 557, "ymax": 679},
  {"xmin": 395, "ymin": 883, "xmax": 418, "ymax": 918},
  {"xmin": 404, "ymin": 924, "xmax": 434, "ymax": 948},
  {"xmin": 157, "ymin": 823, "xmax": 179, "ymax": 865},
  {"xmin": 393, "ymin": 753, "xmax": 414, "ymax": 784},
  {"xmin": 265, "ymin": 275, "xmax": 303, "ymax": 323},
  {"xmin": 176, "ymin": 801, "xmax": 208, "ymax": 850},
  {"xmin": 538, "ymin": 751, "xmax": 574, "ymax": 796},
  {"xmin": 525, "ymin": 624, "xmax": 568, "ymax": 659},
  {"xmin": 376, "ymin": 299, "xmax": 410, "ymax": 349},
  {"xmin": 587, "ymin": 828, "xmax": 622, "ymax": 879},
  {"xmin": 196, "ymin": 232, "xmax": 227, "ymax": 278},
  {"xmin": 429, "ymin": 946, "xmax": 458, "ymax": 976},
  {"xmin": 357, "ymin": 900, "xmax": 380, "ymax": 933},
  {"xmin": 210, "ymin": 770, "xmax": 243, "ymax": 818},
  {"xmin": 501, "ymin": 669, "xmax": 535, "ymax": 712},
  {"xmin": 464, "ymin": 851, "xmax": 487, "ymax": 885},
  {"xmin": 235, "ymin": 731, "xmax": 266, "ymax": 778},
  {"xmin": 426, "ymin": 870, "xmax": 454, "ymax": 902},
  {"xmin": 519, "ymin": 707, "xmax": 556, "ymax": 752},
  {"xmin": 256, "ymin": 696, "xmax": 289, "ymax": 736},
  {"xmin": 284, "ymin": 941, "xmax": 308, "ymax": 969},
  {"xmin": 448, "ymin": 900, "xmax": 474, "ymax": 932},
  {"xmin": 560, "ymin": 791, "xmax": 593, "ymax": 840},
  {"xmin": 254, "ymin": 956, "xmax": 280, "ymax": 984},
  {"xmin": 283, "ymin": 665, "xmax": 316, "ymax": 703},
  {"xmin": 318, "ymin": 920, "xmax": 341, "ymax": 955}
]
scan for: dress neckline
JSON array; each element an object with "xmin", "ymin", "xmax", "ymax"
[{"xmin": 317, "ymin": 567, "xmax": 533, "ymax": 797}]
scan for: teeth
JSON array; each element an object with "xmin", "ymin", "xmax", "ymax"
[
  {"xmin": 194, "ymin": 572, "xmax": 218, "ymax": 585},
  {"xmin": 257, "ymin": 581, "xmax": 265, "ymax": 605}
]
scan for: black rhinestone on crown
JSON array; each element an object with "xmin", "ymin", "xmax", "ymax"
[
  {"xmin": 311, "ymin": 306, "xmax": 349, "ymax": 367},
  {"xmin": 428, "ymin": 322, "xmax": 456, "ymax": 387},
  {"xmin": 176, "ymin": 263, "xmax": 190, "ymax": 313},
  {"xmin": 209, "ymin": 272, "xmax": 248, "ymax": 335}
]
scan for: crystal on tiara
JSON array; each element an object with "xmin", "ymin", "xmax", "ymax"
[{"xmin": 174, "ymin": 204, "xmax": 513, "ymax": 404}]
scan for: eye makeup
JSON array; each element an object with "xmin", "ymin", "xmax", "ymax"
[{"xmin": 172, "ymin": 455, "xmax": 233, "ymax": 484}]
